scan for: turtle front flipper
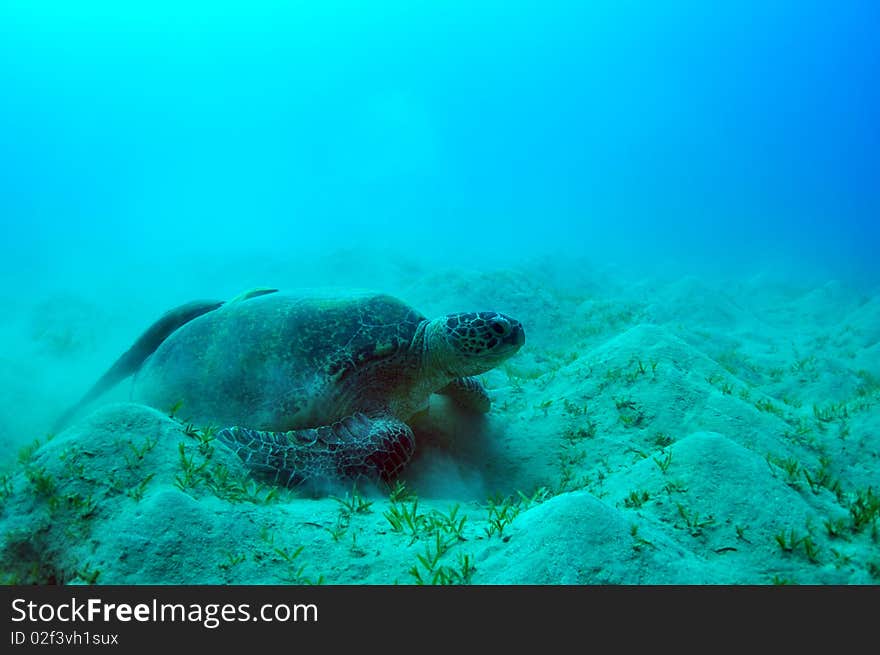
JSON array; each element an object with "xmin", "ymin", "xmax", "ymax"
[
  {"xmin": 436, "ymin": 376, "xmax": 491, "ymax": 413},
  {"xmin": 216, "ymin": 412, "xmax": 415, "ymax": 488}
]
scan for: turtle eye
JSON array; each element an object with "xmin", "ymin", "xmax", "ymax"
[{"xmin": 489, "ymin": 319, "xmax": 508, "ymax": 336}]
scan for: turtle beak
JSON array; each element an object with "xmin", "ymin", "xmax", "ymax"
[{"xmin": 503, "ymin": 320, "xmax": 525, "ymax": 349}]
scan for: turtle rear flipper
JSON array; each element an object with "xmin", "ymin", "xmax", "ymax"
[
  {"xmin": 216, "ymin": 412, "xmax": 415, "ymax": 488},
  {"xmin": 52, "ymin": 298, "xmax": 224, "ymax": 432},
  {"xmin": 437, "ymin": 376, "xmax": 491, "ymax": 413}
]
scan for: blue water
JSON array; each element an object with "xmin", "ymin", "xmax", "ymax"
[{"xmin": 1, "ymin": 1, "xmax": 878, "ymax": 285}]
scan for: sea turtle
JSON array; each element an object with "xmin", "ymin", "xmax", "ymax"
[{"xmin": 56, "ymin": 289, "xmax": 525, "ymax": 489}]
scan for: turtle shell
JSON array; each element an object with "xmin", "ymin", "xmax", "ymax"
[{"xmin": 131, "ymin": 292, "xmax": 426, "ymax": 430}]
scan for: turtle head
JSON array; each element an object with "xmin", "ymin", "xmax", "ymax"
[{"xmin": 425, "ymin": 311, "xmax": 525, "ymax": 377}]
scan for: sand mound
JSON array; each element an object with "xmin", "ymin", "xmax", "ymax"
[{"xmin": 1, "ymin": 264, "xmax": 878, "ymax": 585}]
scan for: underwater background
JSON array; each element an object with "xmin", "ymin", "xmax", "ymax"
[{"xmin": 1, "ymin": 1, "xmax": 878, "ymax": 584}]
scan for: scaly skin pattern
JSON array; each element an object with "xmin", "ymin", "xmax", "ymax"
[{"xmin": 216, "ymin": 412, "xmax": 415, "ymax": 488}]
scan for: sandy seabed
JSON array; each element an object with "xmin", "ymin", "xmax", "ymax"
[{"xmin": 1, "ymin": 250, "xmax": 878, "ymax": 584}]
